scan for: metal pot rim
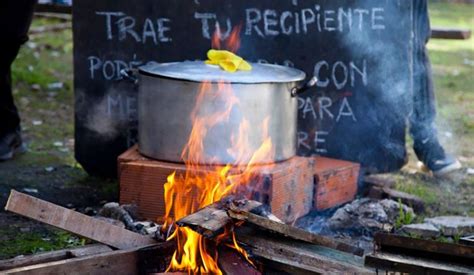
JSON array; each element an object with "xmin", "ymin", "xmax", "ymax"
[{"xmin": 138, "ymin": 61, "xmax": 306, "ymax": 84}]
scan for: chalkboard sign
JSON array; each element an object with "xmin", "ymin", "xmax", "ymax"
[{"xmin": 73, "ymin": 0, "xmax": 413, "ymax": 177}]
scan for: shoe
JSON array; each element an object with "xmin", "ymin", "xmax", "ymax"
[
  {"xmin": 414, "ymin": 137, "xmax": 462, "ymax": 177},
  {"xmin": 0, "ymin": 129, "xmax": 27, "ymax": 161},
  {"xmin": 431, "ymin": 156, "xmax": 462, "ymax": 177}
]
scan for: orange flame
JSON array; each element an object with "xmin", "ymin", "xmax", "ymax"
[
  {"xmin": 163, "ymin": 26, "xmax": 270, "ymax": 274},
  {"xmin": 163, "ymin": 81, "xmax": 274, "ymax": 273},
  {"xmin": 211, "ymin": 24, "xmax": 242, "ymax": 53},
  {"xmin": 228, "ymin": 231, "xmax": 256, "ymax": 268}
]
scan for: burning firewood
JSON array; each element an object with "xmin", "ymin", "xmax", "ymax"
[
  {"xmin": 234, "ymin": 229, "xmax": 369, "ymax": 274},
  {"xmin": 176, "ymin": 198, "xmax": 266, "ymax": 238},
  {"xmin": 227, "ymin": 203, "xmax": 364, "ymax": 256},
  {"xmin": 177, "ymin": 197, "xmax": 362, "ymax": 255},
  {"xmin": 174, "ymin": 198, "xmax": 370, "ymax": 274}
]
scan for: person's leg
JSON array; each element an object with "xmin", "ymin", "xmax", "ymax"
[
  {"xmin": 0, "ymin": 45, "xmax": 22, "ymax": 138},
  {"xmin": 409, "ymin": 0, "xmax": 461, "ymax": 176},
  {"xmin": 0, "ymin": 0, "xmax": 37, "ymax": 160}
]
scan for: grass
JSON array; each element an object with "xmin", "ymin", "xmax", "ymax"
[
  {"xmin": 427, "ymin": 2, "xmax": 474, "ymax": 159},
  {"xmin": 395, "ymin": 177, "xmax": 438, "ymax": 205},
  {"xmin": 11, "ymin": 17, "xmax": 74, "ymax": 162},
  {"xmin": 0, "ymin": 229, "xmax": 85, "ymax": 259},
  {"xmin": 394, "ymin": 199, "xmax": 415, "ymax": 229}
]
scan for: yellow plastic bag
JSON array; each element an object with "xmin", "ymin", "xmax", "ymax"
[{"xmin": 206, "ymin": 49, "xmax": 252, "ymax": 72}]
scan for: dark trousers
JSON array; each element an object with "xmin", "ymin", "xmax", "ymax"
[
  {"xmin": 0, "ymin": 0, "xmax": 36, "ymax": 137},
  {"xmin": 410, "ymin": 0, "xmax": 438, "ymax": 149}
]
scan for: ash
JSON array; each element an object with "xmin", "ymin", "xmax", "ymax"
[{"xmin": 296, "ymin": 198, "xmax": 415, "ymax": 252}]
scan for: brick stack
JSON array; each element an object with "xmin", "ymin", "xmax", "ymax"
[{"xmin": 118, "ymin": 146, "xmax": 359, "ymax": 224}]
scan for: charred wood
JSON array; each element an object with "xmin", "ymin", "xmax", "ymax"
[
  {"xmin": 227, "ymin": 204, "xmax": 364, "ymax": 256},
  {"xmin": 235, "ymin": 228, "xmax": 371, "ymax": 274},
  {"xmin": 365, "ymin": 233, "xmax": 474, "ymax": 274},
  {"xmin": 176, "ymin": 198, "xmax": 264, "ymax": 238}
]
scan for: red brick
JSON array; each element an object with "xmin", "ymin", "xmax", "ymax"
[
  {"xmin": 313, "ymin": 157, "xmax": 360, "ymax": 211},
  {"xmin": 118, "ymin": 146, "xmax": 313, "ymax": 224}
]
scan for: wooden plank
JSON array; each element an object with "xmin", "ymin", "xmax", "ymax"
[
  {"xmin": 260, "ymin": 259, "xmax": 319, "ymax": 275},
  {"xmin": 236, "ymin": 231, "xmax": 372, "ymax": 274},
  {"xmin": 3, "ymin": 249, "xmax": 139, "ymax": 275},
  {"xmin": 374, "ymin": 233, "xmax": 474, "ymax": 260},
  {"xmin": 176, "ymin": 200, "xmax": 263, "ymax": 238},
  {"xmin": 5, "ymin": 190, "xmax": 156, "ymax": 250},
  {"xmin": 176, "ymin": 203, "xmax": 230, "ymax": 238},
  {"xmin": 0, "ymin": 244, "xmax": 112, "ymax": 271},
  {"xmin": 228, "ymin": 207, "xmax": 364, "ymax": 256},
  {"xmin": 431, "ymin": 27, "xmax": 472, "ymax": 40},
  {"xmin": 2, "ymin": 243, "xmax": 174, "ymax": 275},
  {"xmin": 365, "ymin": 252, "xmax": 474, "ymax": 274},
  {"xmin": 460, "ymin": 235, "xmax": 474, "ymax": 247},
  {"xmin": 68, "ymin": 244, "xmax": 113, "ymax": 257},
  {"xmin": 217, "ymin": 246, "xmax": 261, "ymax": 275}
]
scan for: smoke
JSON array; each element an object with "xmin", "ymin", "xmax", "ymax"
[
  {"xmin": 335, "ymin": 0, "xmax": 414, "ymax": 166},
  {"xmin": 75, "ymin": 86, "xmax": 137, "ymax": 142},
  {"xmin": 84, "ymin": 96, "xmax": 121, "ymax": 140}
]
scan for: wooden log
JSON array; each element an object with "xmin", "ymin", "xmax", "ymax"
[
  {"xmin": 365, "ymin": 252, "xmax": 474, "ymax": 274},
  {"xmin": 235, "ymin": 230, "xmax": 372, "ymax": 274},
  {"xmin": 176, "ymin": 199, "xmax": 263, "ymax": 238},
  {"xmin": 228, "ymin": 206, "xmax": 364, "ymax": 256},
  {"xmin": 5, "ymin": 190, "xmax": 157, "ymax": 250},
  {"xmin": 0, "ymin": 244, "xmax": 112, "ymax": 271},
  {"xmin": 2, "ymin": 243, "xmax": 174, "ymax": 275},
  {"xmin": 431, "ymin": 27, "xmax": 472, "ymax": 40}
]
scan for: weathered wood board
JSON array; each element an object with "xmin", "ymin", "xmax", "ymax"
[{"xmin": 5, "ymin": 190, "xmax": 156, "ymax": 250}]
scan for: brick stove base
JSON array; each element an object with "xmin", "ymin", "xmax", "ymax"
[{"xmin": 118, "ymin": 146, "xmax": 359, "ymax": 224}]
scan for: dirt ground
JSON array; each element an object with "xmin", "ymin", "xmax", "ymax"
[{"xmin": 1, "ymin": 2, "xmax": 473, "ymax": 260}]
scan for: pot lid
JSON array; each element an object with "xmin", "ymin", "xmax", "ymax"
[{"xmin": 139, "ymin": 61, "xmax": 306, "ymax": 83}]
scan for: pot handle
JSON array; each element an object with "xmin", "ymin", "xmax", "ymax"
[
  {"xmin": 119, "ymin": 69, "xmax": 139, "ymax": 85},
  {"xmin": 290, "ymin": 76, "xmax": 318, "ymax": 97}
]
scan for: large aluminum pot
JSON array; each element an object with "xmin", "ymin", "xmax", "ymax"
[{"xmin": 127, "ymin": 61, "xmax": 312, "ymax": 165}]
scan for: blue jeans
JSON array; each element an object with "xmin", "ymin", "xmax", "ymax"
[{"xmin": 410, "ymin": 0, "xmax": 442, "ymax": 160}]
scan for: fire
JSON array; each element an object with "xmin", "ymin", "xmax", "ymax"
[
  {"xmin": 211, "ymin": 24, "xmax": 242, "ymax": 52},
  {"xmin": 163, "ymin": 80, "xmax": 273, "ymax": 273},
  {"xmin": 163, "ymin": 26, "xmax": 270, "ymax": 274}
]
